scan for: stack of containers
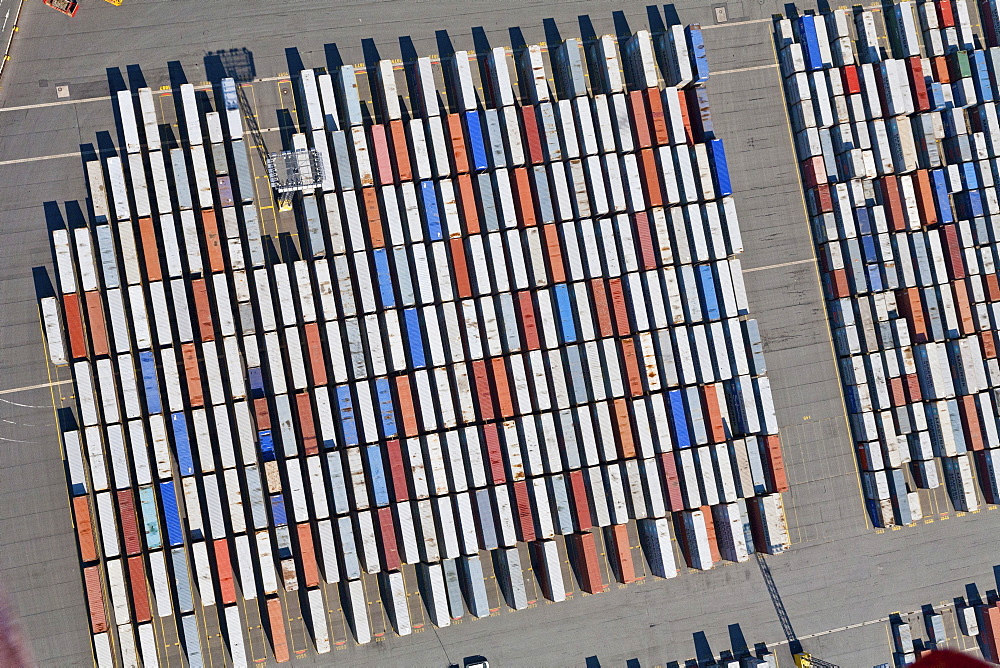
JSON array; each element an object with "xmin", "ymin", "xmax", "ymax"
[
  {"xmin": 46, "ymin": 19, "xmax": 792, "ymax": 665},
  {"xmin": 777, "ymin": 1, "xmax": 1000, "ymax": 528}
]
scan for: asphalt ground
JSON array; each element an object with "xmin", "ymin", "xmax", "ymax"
[{"xmin": 3, "ymin": 1, "xmax": 1000, "ymax": 667}]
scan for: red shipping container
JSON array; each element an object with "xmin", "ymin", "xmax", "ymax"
[
  {"xmin": 138, "ymin": 217, "xmax": 162, "ymax": 281},
  {"xmin": 633, "ymin": 211, "xmax": 657, "ymax": 270},
  {"xmin": 646, "ymin": 87, "xmax": 670, "ymax": 145},
  {"xmin": 472, "ymin": 360, "xmax": 495, "ymax": 420},
  {"xmin": 296, "ymin": 392, "xmax": 318, "ymax": 455},
  {"xmin": 370, "ymin": 124, "xmax": 395, "ymax": 186},
  {"xmin": 841, "ymin": 65, "xmax": 861, "ymax": 94},
  {"xmin": 764, "ymin": 435, "xmax": 789, "ymax": 492},
  {"xmin": 84, "ymin": 565, "xmax": 108, "ymax": 633},
  {"xmin": 450, "ymin": 238, "xmax": 473, "ymax": 299},
  {"xmin": 362, "ymin": 187, "xmax": 385, "ymax": 248},
  {"xmin": 659, "ymin": 453, "xmax": 685, "ymax": 511},
  {"xmin": 613, "ymin": 399, "xmax": 636, "ymax": 458},
  {"xmin": 73, "ymin": 495, "xmax": 98, "ymax": 563},
  {"xmin": 980, "ymin": 604, "xmax": 1000, "ymax": 662},
  {"xmin": 701, "ymin": 385, "xmax": 726, "ymax": 443},
  {"xmin": 482, "ymin": 423, "xmax": 506, "ymax": 484},
  {"xmin": 933, "ymin": 55, "xmax": 951, "ymax": 83},
  {"xmin": 63, "ymin": 293, "xmax": 88, "ymax": 359},
  {"xmin": 385, "ymin": 439, "xmax": 409, "ymax": 501},
  {"xmin": 640, "ymin": 148, "xmax": 663, "ymax": 207},
  {"xmin": 395, "ymin": 375, "xmax": 419, "ymax": 437},
  {"xmin": 267, "ymin": 597, "xmax": 290, "ymax": 663},
  {"xmin": 447, "ymin": 113, "xmax": 470, "ymax": 174},
  {"xmin": 608, "ymin": 278, "xmax": 631, "ymax": 336},
  {"xmin": 952, "ymin": 281, "xmax": 975, "ymax": 335},
  {"xmin": 877, "ymin": 177, "xmax": 903, "ymax": 231},
  {"xmin": 906, "ymin": 57, "xmax": 931, "ymax": 112},
  {"xmin": 303, "ymin": 322, "xmax": 327, "ymax": 387},
  {"xmin": 959, "ymin": 395, "xmax": 985, "ymax": 451},
  {"xmin": 213, "ymin": 539, "xmax": 237, "ymax": 605},
  {"xmin": 117, "ymin": 489, "xmax": 142, "ymax": 556},
  {"xmin": 981, "ymin": 331, "xmax": 998, "ymax": 359},
  {"xmin": 675, "ymin": 89, "xmax": 694, "ymax": 144},
  {"xmin": 457, "ymin": 174, "xmax": 480, "ymax": 233},
  {"xmin": 802, "ymin": 156, "xmax": 828, "ymax": 189},
  {"xmin": 591, "ymin": 279, "xmax": 614, "ymax": 338},
  {"xmin": 629, "ymin": 90, "xmax": 652, "ymax": 149},
  {"xmin": 254, "ymin": 397, "xmax": 271, "ymax": 431},
  {"xmin": 889, "ymin": 376, "xmax": 907, "ymax": 407},
  {"xmin": 828, "ymin": 268, "xmax": 850, "ymax": 299},
  {"xmin": 568, "ymin": 470, "xmax": 592, "ymax": 532},
  {"xmin": 512, "ymin": 167, "xmax": 536, "ymax": 227},
  {"xmin": 904, "ymin": 374, "xmax": 922, "ymax": 402},
  {"xmin": 620, "ymin": 338, "xmax": 644, "ymax": 397},
  {"xmin": 569, "ymin": 531, "xmax": 606, "ymax": 594},
  {"xmin": 897, "ymin": 288, "xmax": 928, "ymax": 342},
  {"xmin": 85, "ymin": 291, "xmax": 109, "ymax": 357},
  {"xmin": 607, "ymin": 524, "xmax": 637, "ymax": 584},
  {"xmin": 377, "ymin": 506, "xmax": 401, "ymax": 571},
  {"xmin": 941, "ymin": 225, "xmax": 966, "ymax": 279},
  {"xmin": 191, "ymin": 278, "xmax": 215, "ymax": 341},
  {"xmin": 542, "ymin": 224, "xmax": 566, "ymax": 283},
  {"xmin": 913, "ymin": 171, "xmax": 937, "ymax": 226},
  {"xmin": 201, "ymin": 209, "xmax": 225, "ymax": 274},
  {"xmin": 182, "ymin": 342, "xmax": 204, "ymax": 407},
  {"xmin": 936, "ymin": 0, "xmax": 956, "ymax": 27},
  {"xmin": 389, "ymin": 119, "xmax": 412, "ymax": 182},
  {"xmin": 522, "ymin": 105, "xmax": 545, "ymax": 165},
  {"xmin": 512, "ymin": 480, "xmax": 536, "ymax": 543},
  {"xmin": 811, "ymin": 184, "xmax": 833, "ymax": 213},
  {"xmin": 518, "ymin": 291, "xmax": 540, "ymax": 350},
  {"xmin": 701, "ymin": 505, "xmax": 722, "ymax": 563},
  {"xmin": 128, "ymin": 555, "xmax": 152, "ymax": 622},
  {"xmin": 986, "ymin": 273, "xmax": 1000, "ymax": 301},
  {"xmin": 296, "ymin": 523, "xmax": 320, "ymax": 588},
  {"xmin": 491, "ymin": 357, "xmax": 515, "ymax": 418}
]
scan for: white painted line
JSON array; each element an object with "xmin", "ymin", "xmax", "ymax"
[
  {"xmin": 0, "ymin": 152, "xmax": 81, "ymax": 166},
  {"xmin": 0, "ymin": 95, "xmax": 112, "ymax": 112},
  {"xmin": 713, "ymin": 63, "xmax": 779, "ymax": 76},
  {"xmin": 702, "ymin": 17, "xmax": 774, "ymax": 29},
  {"xmin": 742, "ymin": 258, "xmax": 817, "ymax": 273},
  {"xmin": 0, "ymin": 379, "xmax": 72, "ymax": 396}
]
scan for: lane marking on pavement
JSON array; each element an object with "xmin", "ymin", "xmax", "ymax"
[
  {"xmin": 0, "ymin": 378, "xmax": 72, "ymax": 396},
  {"xmin": 0, "ymin": 151, "xmax": 80, "ymax": 166},
  {"xmin": 742, "ymin": 257, "xmax": 817, "ymax": 273},
  {"xmin": 702, "ymin": 17, "xmax": 774, "ymax": 29},
  {"xmin": 712, "ymin": 63, "xmax": 779, "ymax": 76},
  {"xmin": 0, "ymin": 95, "xmax": 112, "ymax": 111}
]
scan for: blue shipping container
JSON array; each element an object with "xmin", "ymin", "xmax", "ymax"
[
  {"xmin": 336, "ymin": 385, "xmax": 359, "ymax": 447},
  {"xmin": 931, "ymin": 171, "xmax": 955, "ymax": 224},
  {"xmin": 861, "ymin": 235, "xmax": 878, "ymax": 263},
  {"xmin": 420, "ymin": 181, "xmax": 443, "ymax": 240},
  {"xmin": 465, "ymin": 111, "xmax": 490, "ymax": 172},
  {"xmin": 708, "ymin": 139, "xmax": 732, "ymax": 197},
  {"xmin": 930, "ymin": 82, "xmax": 946, "ymax": 110},
  {"xmin": 856, "ymin": 207, "xmax": 871, "ymax": 235},
  {"xmin": 796, "ymin": 15, "xmax": 823, "ymax": 71},
  {"xmin": 366, "ymin": 444, "xmax": 390, "ymax": 507},
  {"xmin": 867, "ymin": 264, "xmax": 883, "ymax": 292},
  {"xmin": 697, "ymin": 265, "xmax": 720, "ymax": 320},
  {"xmin": 961, "ymin": 162, "xmax": 979, "ymax": 189},
  {"xmin": 972, "ymin": 51, "xmax": 994, "ymax": 102},
  {"xmin": 159, "ymin": 480, "xmax": 184, "ymax": 547},
  {"xmin": 259, "ymin": 429, "xmax": 275, "ymax": 461},
  {"xmin": 270, "ymin": 494, "xmax": 287, "ymax": 526},
  {"xmin": 374, "ymin": 377, "xmax": 397, "ymax": 439},
  {"xmin": 403, "ymin": 308, "xmax": 426, "ymax": 368},
  {"xmin": 553, "ymin": 284, "xmax": 577, "ymax": 343},
  {"xmin": 372, "ymin": 248, "xmax": 396, "ymax": 308},
  {"xmin": 668, "ymin": 389, "xmax": 691, "ymax": 448},
  {"xmin": 138, "ymin": 485, "xmax": 162, "ymax": 550},
  {"xmin": 248, "ymin": 367, "xmax": 265, "ymax": 398},
  {"xmin": 139, "ymin": 351, "xmax": 161, "ymax": 415},
  {"xmin": 685, "ymin": 25, "xmax": 711, "ymax": 83},
  {"xmin": 170, "ymin": 412, "xmax": 195, "ymax": 475}
]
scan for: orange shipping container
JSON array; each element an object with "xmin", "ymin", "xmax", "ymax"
[
  {"xmin": 764, "ymin": 435, "xmax": 789, "ymax": 492},
  {"xmin": 982, "ymin": 331, "xmax": 998, "ymax": 359},
  {"xmin": 201, "ymin": 209, "xmax": 225, "ymax": 274},
  {"xmin": 569, "ymin": 470, "xmax": 592, "ymax": 531},
  {"xmin": 395, "ymin": 375, "xmax": 420, "ymax": 437},
  {"xmin": 85, "ymin": 291, "xmax": 109, "ymax": 357},
  {"xmin": 457, "ymin": 174, "xmax": 480, "ymax": 233},
  {"xmin": 613, "ymin": 398, "xmax": 636, "ymax": 458},
  {"xmin": 952, "ymin": 281, "xmax": 975, "ymax": 335},
  {"xmin": 640, "ymin": 148, "xmax": 663, "ymax": 208},
  {"xmin": 619, "ymin": 338, "xmax": 644, "ymax": 397},
  {"xmin": 181, "ymin": 342, "xmax": 204, "ymax": 407},
  {"xmin": 933, "ymin": 56, "xmax": 951, "ymax": 83},
  {"xmin": 606, "ymin": 523, "xmax": 637, "ymax": 584},
  {"xmin": 491, "ymin": 357, "xmax": 515, "ymax": 418},
  {"xmin": 959, "ymin": 395, "xmax": 985, "ymax": 451},
  {"xmin": 675, "ymin": 89, "xmax": 694, "ymax": 143},
  {"xmin": 472, "ymin": 360, "xmax": 495, "ymax": 421},
  {"xmin": 138, "ymin": 217, "xmax": 162, "ymax": 281},
  {"xmin": 388, "ymin": 119, "xmax": 412, "ymax": 181},
  {"xmin": 267, "ymin": 597, "xmax": 290, "ymax": 663},
  {"xmin": 645, "ymin": 87, "xmax": 669, "ymax": 145},
  {"xmin": 447, "ymin": 113, "xmax": 470, "ymax": 174},
  {"xmin": 450, "ymin": 238, "xmax": 473, "ymax": 299},
  {"xmin": 296, "ymin": 523, "xmax": 320, "ymax": 588},
  {"xmin": 986, "ymin": 273, "xmax": 1000, "ymax": 301},
  {"xmin": 303, "ymin": 323, "xmax": 327, "ymax": 386},
  {"xmin": 362, "ymin": 188, "xmax": 385, "ymax": 248},
  {"xmin": 569, "ymin": 531, "xmax": 606, "ymax": 594},
  {"xmin": 629, "ymin": 90, "xmax": 652, "ymax": 149},
  {"xmin": 84, "ymin": 565, "xmax": 108, "ymax": 633},
  {"xmin": 591, "ymin": 279, "xmax": 614, "ymax": 338},
  {"xmin": 191, "ymin": 278, "xmax": 215, "ymax": 341},
  {"xmin": 608, "ymin": 278, "xmax": 631, "ymax": 336},
  {"xmin": 913, "ymin": 170, "xmax": 937, "ymax": 226},
  {"xmin": 542, "ymin": 224, "xmax": 565, "ymax": 283},
  {"xmin": 521, "ymin": 105, "xmax": 545, "ymax": 165},
  {"xmin": 701, "ymin": 505, "xmax": 722, "ymax": 563},
  {"xmin": 63, "ymin": 293, "xmax": 88, "ymax": 359},
  {"xmin": 701, "ymin": 385, "xmax": 726, "ymax": 443},
  {"xmin": 254, "ymin": 397, "xmax": 271, "ymax": 431},
  {"xmin": 512, "ymin": 167, "xmax": 536, "ymax": 227},
  {"xmin": 296, "ymin": 392, "xmax": 318, "ymax": 455},
  {"xmin": 378, "ymin": 506, "xmax": 401, "ymax": 570},
  {"xmin": 889, "ymin": 376, "xmax": 906, "ymax": 407},
  {"xmin": 73, "ymin": 496, "xmax": 98, "ymax": 563},
  {"xmin": 519, "ymin": 291, "xmax": 540, "ymax": 350},
  {"xmin": 128, "ymin": 556, "xmax": 152, "ymax": 623},
  {"xmin": 828, "ymin": 268, "xmax": 850, "ymax": 299},
  {"xmin": 213, "ymin": 539, "xmax": 237, "ymax": 605}
]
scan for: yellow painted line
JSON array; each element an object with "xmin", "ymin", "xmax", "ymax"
[{"xmin": 0, "ymin": 378, "xmax": 72, "ymax": 395}]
